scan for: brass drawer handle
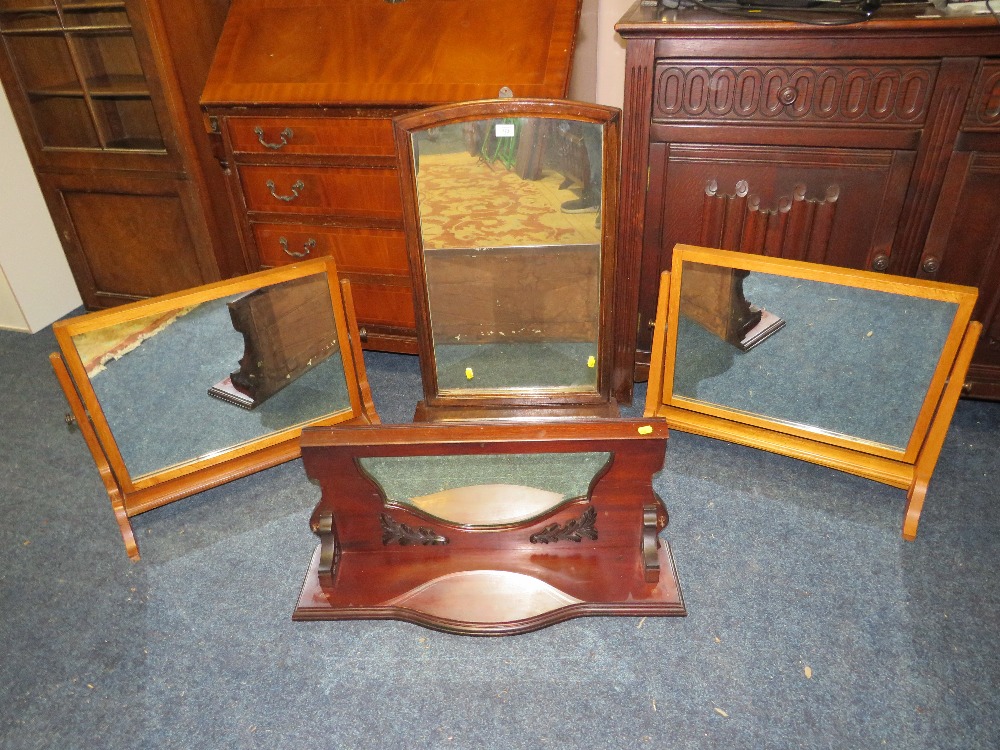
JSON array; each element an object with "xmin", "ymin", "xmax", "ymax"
[
  {"xmin": 279, "ymin": 236, "xmax": 316, "ymax": 258},
  {"xmin": 266, "ymin": 179, "xmax": 305, "ymax": 202},
  {"xmin": 254, "ymin": 126, "xmax": 293, "ymax": 150}
]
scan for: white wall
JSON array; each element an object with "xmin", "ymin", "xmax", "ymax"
[
  {"xmin": 594, "ymin": 0, "xmax": 632, "ymax": 109},
  {"xmin": 0, "ymin": 84, "xmax": 81, "ymax": 332}
]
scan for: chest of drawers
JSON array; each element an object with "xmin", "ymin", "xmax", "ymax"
[{"xmin": 201, "ymin": 0, "xmax": 580, "ymax": 353}]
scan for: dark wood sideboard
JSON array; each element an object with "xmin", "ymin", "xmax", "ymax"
[
  {"xmin": 200, "ymin": 0, "xmax": 581, "ymax": 355},
  {"xmin": 615, "ymin": 3, "xmax": 1000, "ymax": 399},
  {"xmin": 0, "ymin": 0, "xmax": 243, "ymax": 309}
]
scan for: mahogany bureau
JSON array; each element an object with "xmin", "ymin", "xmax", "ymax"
[{"xmin": 201, "ymin": 0, "xmax": 580, "ymax": 354}]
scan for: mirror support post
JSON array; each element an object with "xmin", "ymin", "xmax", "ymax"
[{"xmin": 50, "ymin": 353, "xmax": 139, "ymax": 560}]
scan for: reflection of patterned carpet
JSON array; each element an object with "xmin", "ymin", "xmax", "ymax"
[
  {"xmin": 77, "ymin": 307, "xmax": 193, "ymax": 377},
  {"xmin": 417, "ymin": 152, "xmax": 600, "ymax": 250}
]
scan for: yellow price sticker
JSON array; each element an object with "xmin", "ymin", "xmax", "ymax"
[
  {"xmin": 587, "ymin": 355, "xmax": 596, "ymax": 368},
  {"xmin": 637, "ymin": 425, "xmax": 653, "ymax": 435},
  {"xmin": 465, "ymin": 367, "xmax": 474, "ymax": 380}
]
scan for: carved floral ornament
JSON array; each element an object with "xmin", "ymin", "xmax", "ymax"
[{"xmin": 652, "ymin": 63, "xmax": 935, "ymax": 123}]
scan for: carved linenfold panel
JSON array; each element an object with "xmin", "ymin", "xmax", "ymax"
[
  {"xmin": 653, "ymin": 62, "xmax": 936, "ymax": 126},
  {"xmin": 962, "ymin": 63, "xmax": 1000, "ymax": 131},
  {"xmin": 701, "ymin": 180, "xmax": 839, "ymax": 262}
]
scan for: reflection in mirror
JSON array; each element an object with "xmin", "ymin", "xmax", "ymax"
[
  {"xmin": 359, "ymin": 452, "xmax": 610, "ymax": 527},
  {"xmin": 72, "ymin": 275, "xmax": 353, "ymax": 479},
  {"xmin": 411, "ymin": 118, "xmax": 603, "ymax": 393},
  {"xmin": 674, "ymin": 262, "xmax": 958, "ymax": 450}
]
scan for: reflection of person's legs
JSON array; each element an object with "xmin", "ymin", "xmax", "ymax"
[{"xmin": 561, "ymin": 125, "xmax": 601, "ymax": 214}]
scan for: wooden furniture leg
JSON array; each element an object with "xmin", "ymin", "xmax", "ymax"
[
  {"xmin": 50, "ymin": 353, "xmax": 139, "ymax": 560},
  {"xmin": 904, "ymin": 321, "xmax": 982, "ymax": 540}
]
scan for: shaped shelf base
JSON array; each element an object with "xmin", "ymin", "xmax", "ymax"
[{"xmin": 293, "ymin": 544, "xmax": 686, "ymax": 636}]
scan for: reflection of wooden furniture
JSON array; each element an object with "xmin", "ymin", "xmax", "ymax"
[
  {"xmin": 423, "ymin": 244, "xmax": 600, "ymax": 343},
  {"xmin": 50, "ymin": 258, "xmax": 378, "ymax": 561},
  {"xmin": 645, "ymin": 245, "xmax": 981, "ymax": 541},
  {"xmin": 616, "ymin": 4, "xmax": 1000, "ymax": 397},
  {"xmin": 294, "ymin": 420, "xmax": 685, "ymax": 635},
  {"xmin": 200, "ymin": 0, "xmax": 581, "ymax": 354},
  {"xmin": 0, "ymin": 0, "xmax": 242, "ymax": 309},
  {"xmin": 679, "ymin": 262, "xmax": 783, "ymax": 352},
  {"xmin": 395, "ymin": 99, "xmax": 626, "ymax": 421},
  {"xmin": 210, "ymin": 274, "xmax": 341, "ymax": 409}
]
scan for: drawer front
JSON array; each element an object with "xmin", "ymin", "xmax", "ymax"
[
  {"xmin": 240, "ymin": 165, "xmax": 402, "ymax": 218},
  {"xmin": 963, "ymin": 61, "xmax": 1000, "ymax": 132},
  {"xmin": 652, "ymin": 61, "xmax": 937, "ymax": 127},
  {"xmin": 348, "ymin": 280, "xmax": 416, "ymax": 330},
  {"xmin": 254, "ymin": 223, "xmax": 409, "ymax": 275},
  {"xmin": 228, "ymin": 117, "xmax": 396, "ymax": 157}
]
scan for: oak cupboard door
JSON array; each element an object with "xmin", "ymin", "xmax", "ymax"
[
  {"xmin": 43, "ymin": 172, "xmax": 217, "ymax": 306},
  {"xmin": 920, "ymin": 61, "xmax": 1000, "ymax": 398},
  {"xmin": 637, "ymin": 143, "xmax": 915, "ymax": 353}
]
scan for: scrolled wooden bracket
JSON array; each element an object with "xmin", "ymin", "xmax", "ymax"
[
  {"xmin": 642, "ymin": 494, "xmax": 669, "ymax": 583},
  {"xmin": 316, "ymin": 512, "xmax": 338, "ymax": 576}
]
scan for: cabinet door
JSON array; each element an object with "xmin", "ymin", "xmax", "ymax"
[
  {"xmin": 43, "ymin": 172, "xmax": 218, "ymax": 307},
  {"xmin": 920, "ymin": 63, "xmax": 1000, "ymax": 397},
  {"xmin": 637, "ymin": 142, "xmax": 915, "ymax": 350},
  {"xmin": 0, "ymin": 0, "xmax": 180, "ymax": 171}
]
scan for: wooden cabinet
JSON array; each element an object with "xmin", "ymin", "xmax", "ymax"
[
  {"xmin": 201, "ymin": 0, "xmax": 581, "ymax": 354},
  {"xmin": 0, "ymin": 0, "xmax": 242, "ymax": 309},
  {"xmin": 615, "ymin": 4, "xmax": 1000, "ymax": 398}
]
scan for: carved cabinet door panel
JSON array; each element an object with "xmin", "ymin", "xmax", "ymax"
[
  {"xmin": 636, "ymin": 142, "xmax": 915, "ymax": 349},
  {"xmin": 919, "ymin": 61, "xmax": 1000, "ymax": 398}
]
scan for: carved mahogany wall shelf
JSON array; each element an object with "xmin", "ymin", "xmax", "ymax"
[{"xmin": 294, "ymin": 420, "xmax": 685, "ymax": 635}]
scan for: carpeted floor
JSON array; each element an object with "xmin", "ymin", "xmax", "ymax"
[{"xmin": 1, "ymin": 321, "xmax": 998, "ymax": 749}]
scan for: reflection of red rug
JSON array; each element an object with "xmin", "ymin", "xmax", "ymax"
[
  {"xmin": 417, "ymin": 152, "xmax": 600, "ymax": 250},
  {"xmin": 78, "ymin": 307, "xmax": 193, "ymax": 377}
]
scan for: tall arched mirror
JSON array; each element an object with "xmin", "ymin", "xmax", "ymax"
[{"xmin": 394, "ymin": 99, "xmax": 622, "ymax": 421}]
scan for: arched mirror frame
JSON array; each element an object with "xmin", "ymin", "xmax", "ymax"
[
  {"xmin": 394, "ymin": 99, "xmax": 623, "ymax": 421},
  {"xmin": 51, "ymin": 258, "xmax": 379, "ymax": 560}
]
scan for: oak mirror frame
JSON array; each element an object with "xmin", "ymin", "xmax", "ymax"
[
  {"xmin": 394, "ymin": 99, "xmax": 622, "ymax": 421},
  {"xmin": 51, "ymin": 258, "xmax": 378, "ymax": 560},
  {"xmin": 645, "ymin": 244, "xmax": 981, "ymax": 541}
]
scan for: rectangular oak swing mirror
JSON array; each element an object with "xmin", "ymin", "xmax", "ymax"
[
  {"xmin": 645, "ymin": 244, "xmax": 980, "ymax": 540},
  {"xmin": 51, "ymin": 258, "xmax": 378, "ymax": 560},
  {"xmin": 394, "ymin": 98, "xmax": 623, "ymax": 421}
]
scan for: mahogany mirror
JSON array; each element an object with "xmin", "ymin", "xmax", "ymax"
[
  {"xmin": 51, "ymin": 258, "xmax": 378, "ymax": 560},
  {"xmin": 645, "ymin": 244, "xmax": 980, "ymax": 540},
  {"xmin": 294, "ymin": 420, "xmax": 685, "ymax": 635},
  {"xmin": 394, "ymin": 99, "xmax": 622, "ymax": 421}
]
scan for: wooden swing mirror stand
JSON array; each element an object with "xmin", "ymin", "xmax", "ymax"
[
  {"xmin": 645, "ymin": 244, "xmax": 981, "ymax": 540},
  {"xmin": 51, "ymin": 258, "xmax": 378, "ymax": 560},
  {"xmin": 293, "ymin": 419, "xmax": 686, "ymax": 636}
]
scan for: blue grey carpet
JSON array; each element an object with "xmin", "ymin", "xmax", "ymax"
[{"xmin": 1, "ymin": 322, "xmax": 998, "ymax": 749}]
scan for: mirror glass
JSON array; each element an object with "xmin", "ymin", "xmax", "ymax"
[
  {"xmin": 411, "ymin": 118, "xmax": 603, "ymax": 394},
  {"xmin": 359, "ymin": 452, "xmax": 610, "ymax": 527},
  {"xmin": 70, "ymin": 274, "xmax": 353, "ymax": 479},
  {"xmin": 673, "ymin": 261, "xmax": 959, "ymax": 451}
]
